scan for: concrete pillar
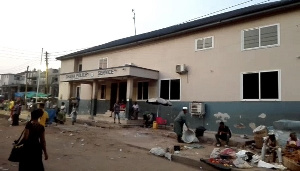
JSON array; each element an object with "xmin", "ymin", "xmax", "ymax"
[
  {"xmin": 67, "ymin": 82, "xmax": 73, "ymax": 114},
  {"xmin": 91, "ymin": 80, "xmax": 98, "ymax": 116},
  {"xmin": 125, "ymin": 78, "xmax": 133, "ymax": 119}
]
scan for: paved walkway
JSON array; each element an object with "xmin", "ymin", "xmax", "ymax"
[{"xmin": 0, "ymin": 109, "xmax": 271, "ymax": 171}]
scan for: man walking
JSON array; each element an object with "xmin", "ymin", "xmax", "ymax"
[{"xmin": 113, "ymin": 101, "xmax": 121, "ymax": 124}]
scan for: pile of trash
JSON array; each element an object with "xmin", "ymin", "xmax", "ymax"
[{"xmin": 208, "ymin": 147, "xmax": 287, "ymax": 170}]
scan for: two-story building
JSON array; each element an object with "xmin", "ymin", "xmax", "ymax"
[{"xmin": 57, "ymin": 1, "xmax": 300, "ymax": 134}]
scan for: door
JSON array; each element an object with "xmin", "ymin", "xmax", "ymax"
[
  {"xmin": 110, "ymin": 83, "xmax": 118, "ymax": 111},
  {"xmin": 118, "ymin": 82, "xmax": 127, "ymax": 103}
]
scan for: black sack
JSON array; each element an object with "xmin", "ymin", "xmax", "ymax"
[
  {"xmin": 8, "ymin": 143, "xmax": 24, "ymax": 162},
  {"xmin": 8, "ymin": 129, "xmax": 25, "ymax": 162}
]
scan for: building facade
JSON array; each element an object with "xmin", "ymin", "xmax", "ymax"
[
  {"xmin": 0, "ymin": 68, "xmax": 60, "ymax": 100},
  {"xmin": 57, "ymin": 1, "xmax": 300, "ymax": 134}
]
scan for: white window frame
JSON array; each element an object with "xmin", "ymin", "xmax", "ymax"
[
  {"xmin": 136, "ymin": 81, "xmax": 149, "ymax": 101},
  {"xmin": 240, "ymin": 69, "xmax": 281, "ymax": 101},
  {"xmin": 99, "ymin": 57, "xmax": 108, "ymax": 69},
  {"xmin": 241, "ymin": 23, "xmax": 280, "ymax": 51},
  {"xmin": 159, "ymin": 78, "xmax": 181, "ymax": 101},
  {"xmin": 195, "ymin": 36, "xmax": 214, "ymax": 51}
]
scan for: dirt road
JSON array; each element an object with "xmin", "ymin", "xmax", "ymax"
[{"xmin": 0, "ymin": 115, "xmax": 199, "ymax": 171}]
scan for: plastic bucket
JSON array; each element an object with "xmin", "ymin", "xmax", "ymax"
[
  {"xmin": 153, "ymin": 121, "xmax": 158, "ymax": 129},
  {"xmin": 182, "ymin": 129, "xmax": 196, "ymax": 143}
]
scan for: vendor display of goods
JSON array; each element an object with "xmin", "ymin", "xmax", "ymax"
[{"xmin": 209, "ymin": 158, "xmax": 233, "ymax": 167}]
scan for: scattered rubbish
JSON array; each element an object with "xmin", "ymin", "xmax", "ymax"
[
  {"xmin": 184, "ymin": 146, "xmax": 193, "ymax": 150},
  {"xmin": 71, "ymin": 142, "xmax": 74, "ymax": 145},
  {"xmin": 150, "ymin": 147, "xmax": 166, "ymax": 156},
  {"xmin": 81, "ymin": 144, "xmax": 84, "ymax": 146},
  {"xmin": 233, "ymin": 158, "xmax": 252, "ymax": 169},
  {"xmin": 119, "ymin": 149, "xmax": 122, "ymax": 152},
  {"xmin": 187, "ymin": 144, "xmax": 204, "ymax": 149},
  {"xmin": 210, "ymin": 148, "xmax": 221, "ymax": 159},
  {"xmin": 220, "ymin": 148, "xmax": 236, "ymax": 159},
  {"xmin": 60, "ymin": 131, "xmax": 65, "ymax": 133},
  {"xmin": 83, "ymin": 123, "xmax": 88, "ymax": 127},
  {"xmin": 81, "ymin": 139, "xmax": 84, "ymax": 142},
  {"xmin": 257, "ymin": 160, "xmax": 286, "ymax": 170},
  {"xmin": 164, "ymin": 152, "xmax": 172, "ymax": 161},
  {"xmin": 110, "ymin": 158, "xmax": 114, "ymax": 160},
  {"xmin": 69, "ymin": 133, "xmax": 73, "ymax": 136},
  {"xmin": 174, "ymin": 151, "xmax": 180, "ymax": 154}
]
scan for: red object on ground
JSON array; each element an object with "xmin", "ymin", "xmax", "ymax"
[{"xmin": 156, "ymin": 117, "xmax": 167, "ymax": 128}]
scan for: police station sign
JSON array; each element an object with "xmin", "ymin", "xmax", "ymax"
[{"xmin": 62, "ymin": 68, "xmax": 117, "ymax": 81}]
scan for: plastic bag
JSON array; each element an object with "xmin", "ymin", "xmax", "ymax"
[
  {"xmin": 233, "ymin": 158, "xmax": 252, "ymax": 169},
  {"xmin": 150, "ymin": 147, "xmax": 166, "ymax": 157},
  {"xmin": 210, "ymin": 148, "xmax": 221, "ymax": 159}
]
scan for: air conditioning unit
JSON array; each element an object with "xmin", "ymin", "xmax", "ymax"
[{"xmin": 176, "ymin": 64, "xmax": 187, "ymax": 74}]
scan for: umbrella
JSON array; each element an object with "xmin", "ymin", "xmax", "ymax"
[{"xmin": 146, "ymin": 98, "xmax": 172, "ymax": 117}]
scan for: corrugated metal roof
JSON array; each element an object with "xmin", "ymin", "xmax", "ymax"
[{"xmin": 56, "ymin": 0, "xmax": 299, "ymax": 60}]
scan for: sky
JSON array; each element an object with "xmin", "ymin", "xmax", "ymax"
[{"xmin": 0, "ymin": 0, "xmax": 278, "ymax": 74}]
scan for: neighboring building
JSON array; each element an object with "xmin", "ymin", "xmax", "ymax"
[
  {"xmin": 56, "ymin": 1, "xmax": 300, "ymax": 134},
  {"xmin": 0, "ymin": 68, "xmax": 60, "ymax": 100},
  {"xmin": 0, "ymin": 73, "xmax": 26, "ymax": 99}
]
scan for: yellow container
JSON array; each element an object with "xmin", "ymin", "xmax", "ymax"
[{"xmin": 153, "ymin": 121, "xmax": 158, "ymax": 129}]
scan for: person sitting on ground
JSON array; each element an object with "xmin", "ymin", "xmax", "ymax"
[
  {"xmin": 39, "ymin": 103, "xmax": 49, "ymax": 127},
  {"xmin": 261, "ymin": 131, "xmax": 282, "ymax": 163},
  {"xmin": 286, "ymin": 132, "xmax": 300, "ymax": 149},
  {"xmin": 174, "ymin": 107, "xmax": 189, "ymax": 143},
  {"xmin": 215, "ymin": 122, "xmax": 231, "ymax": 147},
  {"xmin": 143, "ymin": 112, "xmax": 155, "ymax": 128}
]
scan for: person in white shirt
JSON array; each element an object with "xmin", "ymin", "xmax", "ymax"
[{"xmin": 132, "ymin": 102, "xmax": 139, "ymax": 120}]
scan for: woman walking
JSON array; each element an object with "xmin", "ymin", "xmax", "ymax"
[
  {"xmin": 19, "ymin": 109, "xmax": 48, "ymax": 171},
  {"xmin": 11, "ymin": 101, "xmax": 21, "ymax": 126}
]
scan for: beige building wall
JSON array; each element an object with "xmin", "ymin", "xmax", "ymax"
[{"xmin": 59, "ymin": 10, "xmax": 300, "ymax": 102}]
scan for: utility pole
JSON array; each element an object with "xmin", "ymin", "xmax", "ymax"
[
  {"xmin": 25, "ymin": 66, "xmax": 29, "ymax": 106},
  {"xmin": 132, "ymin": 9, "xmax": 136, "ymax": 35},
  {"xmin": 45, "ymin": 51, "xmax": 49, "ymax": 94}
]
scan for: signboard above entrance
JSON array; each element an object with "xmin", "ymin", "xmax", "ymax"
[{"xmin": 60, "ymin": 66, "xmax": 159, "ymax": 82}]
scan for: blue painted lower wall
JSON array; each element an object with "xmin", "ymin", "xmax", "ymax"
[{"xmin": 58, "ymin": 100, "xmax": 300, "ymax": 135}]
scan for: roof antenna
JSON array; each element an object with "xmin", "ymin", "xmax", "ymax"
[{"xmin": 132, "ymin": 9, "xmax": 136, "ymax": 35}]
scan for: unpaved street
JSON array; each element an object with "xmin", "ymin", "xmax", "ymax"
[{"xmin": 0, "ymin": 115, "xmax": 198, "ymax": 171}]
